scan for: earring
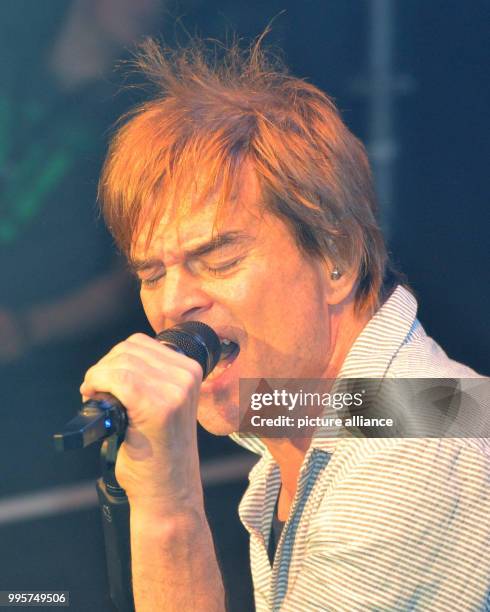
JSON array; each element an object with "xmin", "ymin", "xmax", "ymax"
[{"xmin": 330, "ymin": 268, "xmax": 341, "ymax": 281}]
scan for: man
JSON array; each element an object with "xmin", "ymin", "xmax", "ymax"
[{"xmin": 81, "ymin": 39, "xmax": 490, "ymax": 611}]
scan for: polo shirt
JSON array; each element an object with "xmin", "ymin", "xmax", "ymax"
[{"xmin": 231, "ymin": 286, "xmax": 490, "ymax": 611}]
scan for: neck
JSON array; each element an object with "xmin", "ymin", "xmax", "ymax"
[{"xmin": 262, "ymin": 297, "xmax": 373, "ymax": 519}]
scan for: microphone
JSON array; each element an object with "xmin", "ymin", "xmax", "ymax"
[{"xmin": 53, "ymin": 321, "xmax": 221, "ymax": 452}]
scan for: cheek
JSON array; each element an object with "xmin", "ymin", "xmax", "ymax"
[
  {"xmin": 206, "ymin": 268, "xmax": 256, "ymax": 302},
  {"xmin": 246, "ymin": 267, "xmax": 329, "ymax": 359}
]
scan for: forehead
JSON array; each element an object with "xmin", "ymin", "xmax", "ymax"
[{"xmin": 130, "ymin": 163, "xmax": 264, "ymax": 260}]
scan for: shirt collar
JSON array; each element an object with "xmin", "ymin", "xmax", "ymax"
[
  {"xmin": 337, "ymin": 285, "xmax": 417, "ymax": 379},
  {"xmin": 310, "ymin": 285, "xmax": 418, "ymax": 453},
  {"xmin": 231, "ymin": 285, "xmax": 419, "ymax": 457}
]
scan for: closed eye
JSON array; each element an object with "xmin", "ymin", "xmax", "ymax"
[
  {"xmin": 137, "ymin": 258, "xmax": 243, "ymax": 286},
  {"xmin": 137, "ymin": 268, "xmax": 166, "ymax": 288},
  {"xmin": 195, "ymin": 257, "xmax": 245, "ymax": 276}
]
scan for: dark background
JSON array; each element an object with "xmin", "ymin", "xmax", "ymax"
[{"xmin": 0, "ymin": 1, "xmax": 488, "ymax": 611}]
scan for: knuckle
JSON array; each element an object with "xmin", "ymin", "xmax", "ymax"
[
  {"xmin": 180, "ymin": 369, "xmax": 198, "ymax": 391},
  {"xmin": 188, "ymin": 359, "xmax": 204, "ymax": 380},
  {"xmin": 127, "ymin": 333, "xmax": 141, "ymax": 342},
  {"xmin": 118, "ymin": 353, "xmax": 140, "ymax": 370},
  {"xmin": 107, "ymin": 340, "xmax": 127, "ymax": 357},
  {"xmin": 169, "ymin": 385, "xmax": 187, "ymax": 407},
  {"xmin": 158, "ymin": 342, "xmax": 176, "ymax": 358},
  {"xmin": 116, "ymin": 368, "xmax": 134, "ymax": 388},
  {"xmin": 127, "ymin": 332, "xmax": 147, "ymax": 344},
  {"xmin": 83, "ymin": 364, "xmax": 97, "ymax": 382}
]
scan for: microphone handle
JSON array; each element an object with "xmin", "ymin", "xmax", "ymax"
[
  {"xmin": 53, "ymin": 342, "xmax": 188, "ymax": 452},
  {"xmin": 53, "ymin": 392, "xmax": 127, "ymax": 452}
]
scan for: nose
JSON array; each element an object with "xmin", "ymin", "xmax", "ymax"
[{"xmin": 150, "ymin": 264, "xmax": 213, "ymax": 329}]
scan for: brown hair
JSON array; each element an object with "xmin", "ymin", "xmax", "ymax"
[{"xmin": 99, "ymin": 36, "xmax": 392, "ymax": 312}]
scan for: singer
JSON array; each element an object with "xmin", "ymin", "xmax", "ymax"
[{"xmin": 80, "ymin": 38, "xmax": 490, "ymax": 611}]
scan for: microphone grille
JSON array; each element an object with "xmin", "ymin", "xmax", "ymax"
[{"xmin": 156, "ymin": 321, "xmax": 221, "ymax": 379}]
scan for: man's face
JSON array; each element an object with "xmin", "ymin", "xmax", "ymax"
[{"xmin": 131, "ymin": 170, "xmax": 334, "ymax": 435}]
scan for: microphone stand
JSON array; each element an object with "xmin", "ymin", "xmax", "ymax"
[
  {"xmin": 53, "ymin": 323, "xmax": 221, "ymax": 611},
  {"xmin": 53, "ymin": 396, "xmax": 134, "ymax": 609},
  {"xmin": 96, "ymin": 433, "xmax": 135, "ymax": 612}
]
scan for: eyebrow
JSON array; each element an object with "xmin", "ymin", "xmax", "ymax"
[{"xmin": 129, "ymin": 231, "xmax": 252, "ymax": 272}]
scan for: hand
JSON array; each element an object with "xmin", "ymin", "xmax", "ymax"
[{"xmin": 80, "ymin": 333, "xmax": 204, "ymax": 513}]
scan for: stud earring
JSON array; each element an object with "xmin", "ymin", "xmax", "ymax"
[{"xmin": 330, "ymin": 268, "xmax": 341, "ymax": 281}]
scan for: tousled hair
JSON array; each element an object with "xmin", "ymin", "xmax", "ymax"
[{"xmin": 99, "ymin": 35, "xmax": 395, "ymax": 312}]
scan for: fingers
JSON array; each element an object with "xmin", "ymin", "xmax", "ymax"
[
  {"xmin": 81, "ymin": 353, "xmax": 197, "ymax": 399},
  {"xmin": 80, "ymin": 355, "xmax": 160, "ymax": 400},
  {"xmin": 81, "ymin": 360, "xmax": 186, "ymax": 424},
  {"xmin": 80, "ymin": 333, "xmax": 203, "ymax": 422},
  {"xmin": 95, "ymin": 333, "xmax": 203, "ymax": 380}
]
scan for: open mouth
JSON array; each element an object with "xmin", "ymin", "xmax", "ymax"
[
  {"xmin": 205, "ymin": 338, "xmax": 240, "ymax": 381},
  {"xmin": 218, "ymin": 338, "xmax": 240, "ymax": 365}
]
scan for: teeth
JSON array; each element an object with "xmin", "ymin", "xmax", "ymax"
[{"xmin": 222, "ymin": 339, "xmax": 231, "ymax": 346}]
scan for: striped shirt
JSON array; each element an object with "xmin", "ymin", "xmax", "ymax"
[{"xmin": 231, "ymin": 286, "xmax": 490, "ymax": 611}]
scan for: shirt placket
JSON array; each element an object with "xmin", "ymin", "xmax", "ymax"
[
  {"xmin": 238, "ymin": 458, "xmax": 281, "ymax": 610},
  {"xmin": 270, "ymin": 449, "xmax": 331, "ymax": 611}
]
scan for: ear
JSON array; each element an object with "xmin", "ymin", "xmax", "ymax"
[{"xmin": 322, "ymin": 261, "xmax": 358, "ymax": 306}]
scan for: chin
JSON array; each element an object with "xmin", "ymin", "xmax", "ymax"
[
  {"xmin": 197, "ymin": 396, "xmax": 240, "ymax": 436},
  {"xmin": 199, "ymin": 419, "xmax": 237, "ymax": 436}
]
